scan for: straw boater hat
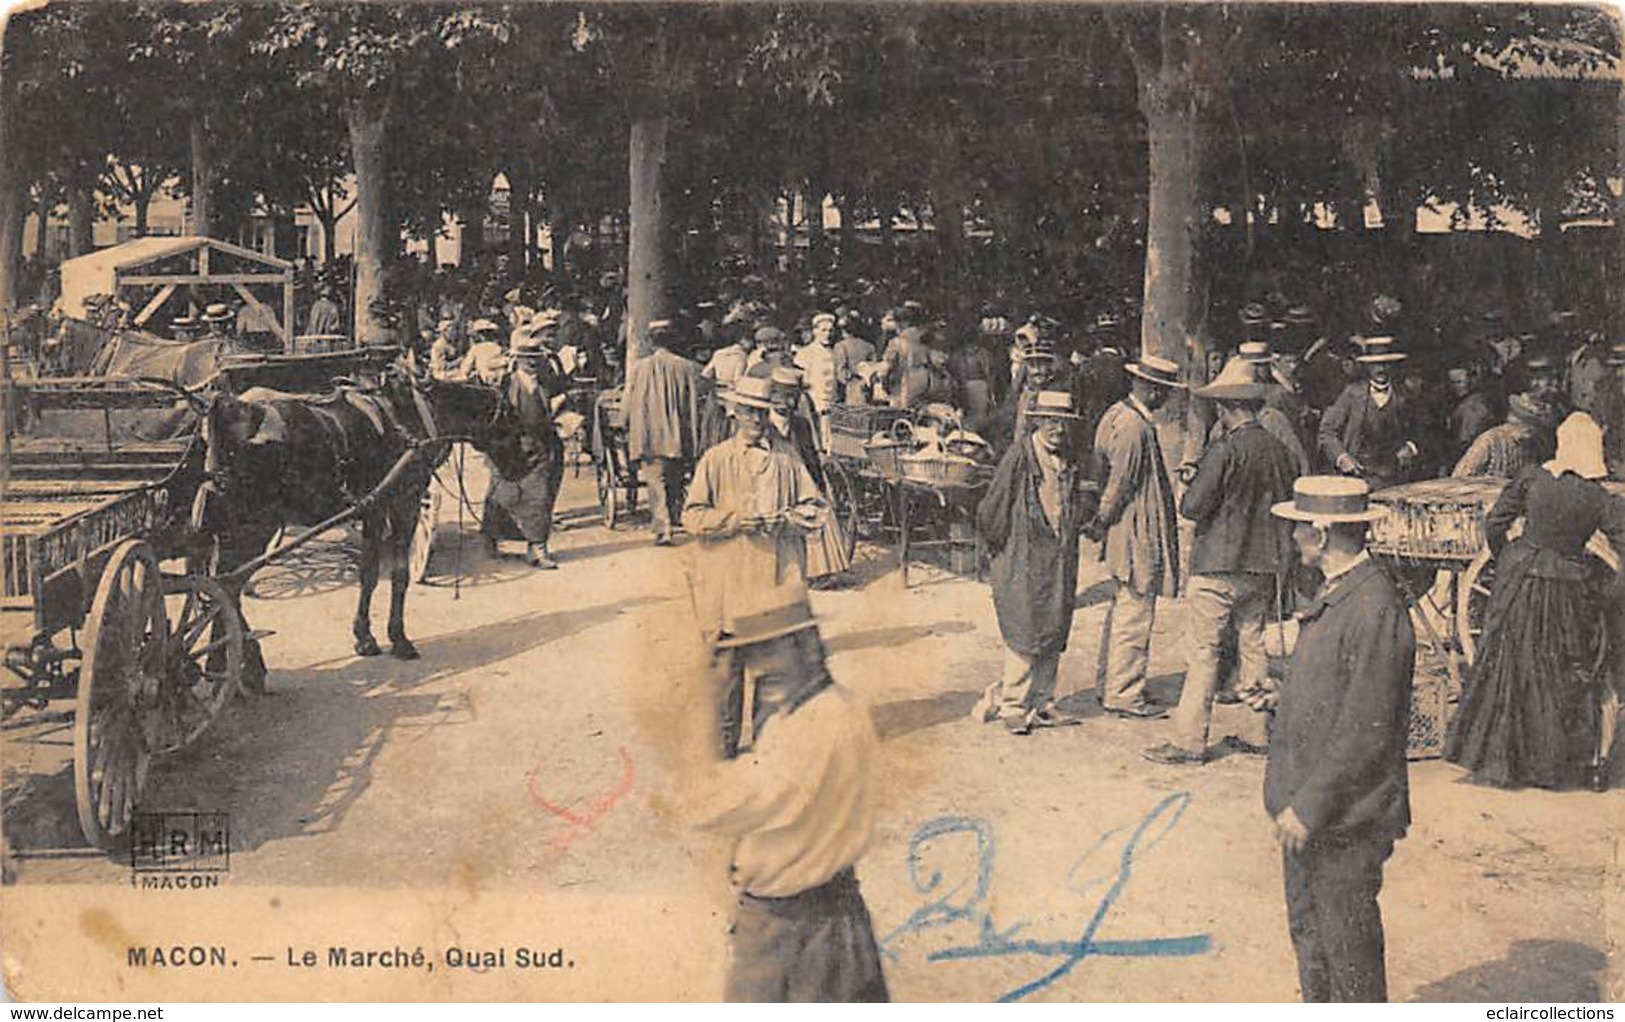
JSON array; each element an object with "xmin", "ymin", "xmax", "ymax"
[
  {"xmin": 1353, "ymin": 336, "xmax": 1406, "ymax": 364},
  {"xmin": 1608, "ymin": 343, "xmax": 1625, "ymax": 367},
  {"xmin": 714, "ymin": 586, "xmax": 820, "ymax": 650},
  {"xmin": 171, "ymin": 314, "xmax": 197, "ymax": 330},
  {"xmin": 1271, "ymin": 476, "xmax": 1389, "ymax": 524},
  {"xmin": 1124, "ymin": 353, "xmax": 1186, "ymax": 388},
  {"xmin": 1284, "ymin": 304, "xmax": 1316, "ymax": 326},
  {"xmin": 468, "ymin": 318, "xmax": 501, "ymax": 336},
  {"xmin": 1193, "ymin": 357, "xmax": 1268, "ymax": 401},
  {"xmin": 201, "ymin": 303, "xmax": 233, "ymax": 324},
  {"xmin": 1027, "ymin": 390, "xmax": 1081, "ymax": 420},
  {"xmin": 722, "ymin": 375, "xmax": 777, "ymax": 411},
  {"xmin": 1237, "ymin": 340, "xmax": 1274, "ymax": 364},
  {"xmin": 811, "ymin": 311, "xmax": 836, "ymax": 328}
]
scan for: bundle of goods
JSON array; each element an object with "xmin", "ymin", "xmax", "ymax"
[
  {"xmin": 899, "ymin": 427, "xmax": 995, "ymax": 489},
  {"xmin": 1367, "ymin": 477, "xmax": 1507, "ymax": 561}
]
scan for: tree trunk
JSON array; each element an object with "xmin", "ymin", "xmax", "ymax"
[
  {"xmin": 0, "ymin": 131, "xmax": 21, "ymax": 316},
  {"xmin": 68, "ymin": 182, "xmax": 94, "ymax": 255},
  {"xmin": 627, "ymin": 108, "xmax": 672, "ymax": 361},
  {"xmin": 459, "ymin": 203, "xmax": 485, "ymax": 267},
  {"xmin": 1136, "ymin": 45, "xmax": 1201, "ymax": 367},
  {"xmin": 189, "ymin": 113, "xmax": 215, "ymax": 237},
  {"xmin": 348, "ymin": 95, "xmax": 391, "ymax": 347},
  {"xmin": 317, "ymin": 209, "xmax": 338, "ymax": 265},
  {"xmin": 134, "ymin": 190, "xmax": 152, "ymax": 238},
  {"xmin": 32, "ymin": 187, "xmax": 47, "ymax": 260}
]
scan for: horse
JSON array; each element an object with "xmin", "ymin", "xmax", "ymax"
[{"xmin": 204, "ymin": 370, "xmax": 439, "ymax": 672}]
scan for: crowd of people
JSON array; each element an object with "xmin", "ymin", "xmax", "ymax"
[{"xmin": 10, "ymin": 241, "xmax": 1623, "ymax": 1002}]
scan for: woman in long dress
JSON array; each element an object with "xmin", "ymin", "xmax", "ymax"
[{"xmin": 1445, "ymin": 412, "xmax": 1625, "ymax": 789}]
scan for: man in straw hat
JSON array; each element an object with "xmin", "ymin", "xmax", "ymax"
[
  {"xmin": 1085, "ymin": 354, "xmax": 1184, "ymax": 718},
  {"xmin": 974, "ymin": 391, "xmax": 1099, "ymax": 734},
  {"xmin": 683, "ymin": 375, "xmax": 827, "ymax": 649},
  {"xmin": 1144, "ymin": 359, "xmax": 1297, "ymax": 765},
  {"xmin": 1265, "ymin": 476, "xmax": 1415, "ymax": 1002},
  {"xmin": 1318, "ymin": 335, "xmax": 1425, "ymax": 490},
  {"xmin": 626, "ymin": 319, "xmax": 705, "ymax": 545},
  {"xmin": 480, "ymin": 310, "xmax": 567, "ymax": 569},
  {"xmin": 677, "ymin": 584, "xmax": 887, "ymax": 1002}
]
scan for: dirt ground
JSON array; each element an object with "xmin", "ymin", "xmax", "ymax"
[{"xmin": 3, "ymin": 463, "xmax": 1619, "ymax": 1002}]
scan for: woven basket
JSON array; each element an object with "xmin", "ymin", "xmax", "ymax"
[
  {"xmin": 864, "ymin": 439, "xmax": 910, "ymax": 480},
  {"xmin": 899, "ymin": 452, "xmax": 992, "ymax": 488},
  {"xmin": 1368, "ymin": 477, "xmax": 1505, "ymax": 560},
  {"xmin": 828, "ymin": 403, "xmax": 910, "ymax": 439}
]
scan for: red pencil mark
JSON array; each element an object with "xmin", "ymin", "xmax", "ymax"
[{"xmin": 525, "ymin": 746, "xmax": 636, "ymax": 853}]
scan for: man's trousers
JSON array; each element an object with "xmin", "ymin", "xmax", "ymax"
[
  {"xmin": 1099, "ymin": 580, "xmax": 1157, "ymax": 710},
  {"xmin": 1282, "ymin": 832, "xmax": 1395, "ymax": 1002},
  {"xmin": 1172, "ymin": 572, "xmax": 1274, "ymax": 753}
]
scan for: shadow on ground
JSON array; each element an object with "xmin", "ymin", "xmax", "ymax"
[
  {"xmin": 1409, "ymin": 940, "xmax": 1606, "ymax": 1002},
  {"xmin": 3, "ymin": 596, "xmax": 667, "ymax": 864}
]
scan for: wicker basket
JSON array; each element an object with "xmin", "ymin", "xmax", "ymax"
[
  {"xmin": 864, "ymin": 439, "xmax": 910, "ymax": 480},
  {"xmin": 899, "ymin": 452, "xmax": 993, "ymax": 488},
  {"xmin": 1368, "ymin": 477, "xmax": 1505, "ymax": 560},
  {"xmin": 828, "ymin": 404, "xmax": 910, "ymax": 440}
]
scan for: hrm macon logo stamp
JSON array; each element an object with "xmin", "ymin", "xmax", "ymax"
[{"xmin": 129, "ymin": 812, "xmax": 230, "ymax": 888}]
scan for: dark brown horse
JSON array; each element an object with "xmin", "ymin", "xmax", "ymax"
[{"xmin": 205, "ymin": 375, "xmax": 438, "ymax": 669}]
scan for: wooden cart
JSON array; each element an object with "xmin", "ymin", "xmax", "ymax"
[{"xmin": 3, "ymin": 378, "xmax": 243, "ymax": 849}]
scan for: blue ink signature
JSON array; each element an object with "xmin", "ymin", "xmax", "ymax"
[{"xmin": 879, "ymin": 792, "xmax": 1211, "ymax": 1002}]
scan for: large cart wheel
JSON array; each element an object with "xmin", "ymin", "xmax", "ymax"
[
  {"xmin": 150, "ymin": 573, "xmax": 244, "ymax": 755},
  {"xmin": 74, "ymin": 540, "xmax": 164, "ymax": 849},
  {"xmin": 824, "ymin": 460, "xmax": 861, "ymax": 563},
  {"xmin": 409, "ymin": 486, "xmax": 441, "ymax": 583},
  {"xmin": 1456, "ymin": 549, "xmax": 1495, "ymax": 666}
]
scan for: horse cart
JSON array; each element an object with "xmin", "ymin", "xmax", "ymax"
[
  {"xmin": 1367, "ymin": 475, "xmax": 1624, "ymax": 759},
  {"xmin": 3, "ymin": 356, "xmax": 445, "ymax": 850},
  {"xmin": 2, "ymin": 377, "xmax": 243, "ymax": 849}
]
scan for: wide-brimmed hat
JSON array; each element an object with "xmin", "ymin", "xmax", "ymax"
[
  {"xmin": 1271, "ymin": 476, "xmax": 1389, "ymax": 524},
  {"xmin": 753, "ymin": 325, "xmax": 787, "ymax": 348},
  {"xmin": 1354, "ymin": 336, "xmax": 1407, "ymax": 363},
  {"xmin": 722, "ymin": 375, "xmax": 776, "ymax": 411},
  {"xmin": 1284, "ymin": 304, "xmax": 1316, "ymax": 326},
  {"xmin": 1193, "ymin": 357, "xmax": 1268, "ymax": 401},
  {"xmin": 1014, "ymin": 323, "xmax": 1055, "ymax": 361},
  {"xmin": 1028, "ymin": 390, "xmax": 1081, "ymax": 420},
  {"xmin": 170, "ymin": 315, "xmax": 197, "ymax": 329},
  {"xmin": 1238, "ymin": 302, "xmax": 1270, "ymax": 327},
  {"xmin": 1124, "ymin": 354, "xmax": 1186, "ymax": 388},
  {"xmin": 715, "ymin": 587, "xmax": 820, "ymax": 650},
  {"xmin": 201, "ymin": 303, "xmax": 233, "ymax": 324},
  {"xmin": 468, "ymin": 318, "xmax": 501, "ymax": 336},
  {"xmin": 768, "ymin": 366, "xmax": 805, "ymax": 405}
]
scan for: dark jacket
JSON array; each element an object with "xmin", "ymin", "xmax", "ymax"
[
  {"xmin": 1318, "ymin": 382, "xmax": 1424, "ymax": 489},
  {"xmin": 1265, "ymin": 559, "xmax": 1415, "ymax": 839},
  {"xmin": 977, "ymin": 436, "xmax": 1093, "ymax": 658},
  {"xmin": 1181, "ymin": 420, "xmax": 1297, "ymax": 576}
]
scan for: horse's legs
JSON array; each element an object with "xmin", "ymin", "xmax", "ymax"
[
  {"xmin": 387, "ymin": 496, "xmax": 420, "ymax": 660},
  {"xmin": 354, "ymin": 514, "xmax": 383, "ymax": 657}
]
